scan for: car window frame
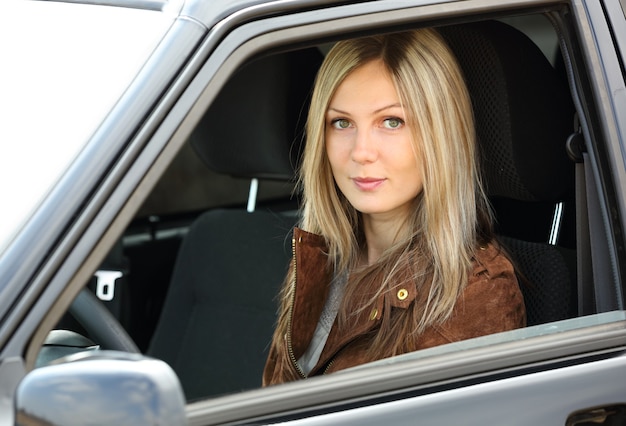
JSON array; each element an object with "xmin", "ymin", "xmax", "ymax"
[{"xmin": 176, "ymin": 0, "xmax": 626, "ymax": 421}]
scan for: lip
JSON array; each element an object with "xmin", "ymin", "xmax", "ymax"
[{"xmin": 352, "ymin": 177, "xmax": 386, "ymax": 191}]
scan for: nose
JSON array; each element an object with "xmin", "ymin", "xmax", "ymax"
[{"xmin": 351, "ymin": 129, "xmax": 378, "ymax": 164}]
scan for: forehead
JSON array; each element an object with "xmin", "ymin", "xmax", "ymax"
[{"xmin": 328, "ymin": 60, "xmax": 401, "ymax": 111}]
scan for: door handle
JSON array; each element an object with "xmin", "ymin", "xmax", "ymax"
[{"xmin": 567, "ymin": 404, "xmax": 626, "ymax": 425}]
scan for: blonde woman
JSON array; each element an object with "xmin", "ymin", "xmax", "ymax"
[{"xmin": 263, "ymin": 29, "xmax": 525, "ymax": 385}]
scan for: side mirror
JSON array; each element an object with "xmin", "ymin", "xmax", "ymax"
[{"xmin": 15, "ymin": 351, "xmax": 186, "ymax": 425}]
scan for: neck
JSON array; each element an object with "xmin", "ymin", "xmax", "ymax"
[{"xmin": 361, "ymin": 213, "xmax": 408, "ymax": 266}]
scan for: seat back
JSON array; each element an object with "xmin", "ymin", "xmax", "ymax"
[
  {"xmin": 440, "ymin": 20, "xmax": 577, "ymax": 325},
  {"xmin": 147, "ymin": 49, "xmax": 322, "ymax": 400},
  {"xmin": 148, "ymin": 210, "xmax": 296, "ymax": 399}
]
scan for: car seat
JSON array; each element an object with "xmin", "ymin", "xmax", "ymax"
[
  {"xmin": 440, "ymin": 20, "xmax": 577, "ymax": 325},
  {"xmin": 147, "ymin": 48, "xmax": 323, "ymax": 400}
]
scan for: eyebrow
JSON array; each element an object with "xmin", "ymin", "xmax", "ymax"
[{"xmin": 327, "ymin": 103, "xmax": 403, "ymax": 116}]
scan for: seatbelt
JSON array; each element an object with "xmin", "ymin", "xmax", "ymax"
[
  {"xmin": 568, "ymin": 131, "xmax": 623, "ymax": 314},
  {"xmin": 584, "ymin": 151, "xmax": 623, "ymax": 312},
  {"xmin": 568, "ymin": 132, "xmax": 594, "ymax": 315}
]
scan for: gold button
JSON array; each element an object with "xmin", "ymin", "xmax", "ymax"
[
  {"xmin": 397, "ymin": 289, "xmax": 409, "ymax": 301},
  {"xmin": 369, "ymin": 308, "xmax": 378, "ymax": 320}
]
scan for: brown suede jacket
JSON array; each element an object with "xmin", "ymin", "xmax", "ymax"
[{"xmin": 263, "ymin": 228, "xmax": 526, "ymax": 386}]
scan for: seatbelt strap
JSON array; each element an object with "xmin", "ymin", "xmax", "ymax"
[
  {"xmin": 584, "ymin": 152, "xmax": 622, "ymax": 312},
  {"xmin": 569, "ymin": 130, "xmax": 623, "ymax": 313},
  {"xmin": 568, "ymin": 133, "xmax": 594, "ymax": 315}
]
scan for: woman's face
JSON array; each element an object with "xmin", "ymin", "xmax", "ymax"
[{"xmin": 325, "ymin": 59, "xmax": 423, "ymax": 223}]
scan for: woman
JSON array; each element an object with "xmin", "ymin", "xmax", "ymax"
[{"xmin": 263, "ymin": 28, "xmax": 525, "ymax": 385}]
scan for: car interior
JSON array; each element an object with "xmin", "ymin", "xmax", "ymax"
[{"xmin": 40, "ymin": 12, "xmax": 589, "ymax": 402}]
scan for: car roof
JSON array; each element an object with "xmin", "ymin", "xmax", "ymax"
[{"xmin": 51, "ymin": 0, "xmax": 406, "ymax": 33}]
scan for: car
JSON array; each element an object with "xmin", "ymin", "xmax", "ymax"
[{"xmin": 2, "ymin": 0, "xmax": 626, "ymax": 424}]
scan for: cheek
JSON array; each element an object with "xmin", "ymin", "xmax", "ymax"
[
  {"xmin": 403, "ymin": 136, "xmax": 422, "ymax": 174},
  {"xmin": 325, "ymin": 138, "xmax": 349, "ymax": 171},
  {"xmin": 387, "ymin": 136, "xmax": 419, "ymax": 167},
  {"xmin": 395, "ymin": 141, "xmax": 423, "ymax": 189}
]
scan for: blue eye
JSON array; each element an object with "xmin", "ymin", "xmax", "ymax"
[
  {"xmin": 332, "ymin": 119, "xmax": 352, "ymax": 129},
  {"xmin": 383, "ymin": 118, "xmax": 404, "ymax": 129}
]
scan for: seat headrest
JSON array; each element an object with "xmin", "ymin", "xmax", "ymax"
[
  {"xmin": 191, "ymin": 48, "xmax": 323, "ymax": 181},
  {"xmin": 440, "ymin": 20, "xmax": 575, "ymax": 202}
]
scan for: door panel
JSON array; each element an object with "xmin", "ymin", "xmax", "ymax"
[{"xmin": 274, "ymin": 355, "xmax": 626, "ymax": 425}]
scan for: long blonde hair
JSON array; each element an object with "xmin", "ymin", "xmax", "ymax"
[{"xmin": 284, "ymin": 28, "xmax": 492, "ymax": 359}]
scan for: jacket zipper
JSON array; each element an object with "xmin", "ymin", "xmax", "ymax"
[
  {"xmin": 323, "ymin": 359, "xmax": 335, "ymax": 375},
  {"xmin": 286, "ymin": 236, "xmax": 307, "ymax": 379}
]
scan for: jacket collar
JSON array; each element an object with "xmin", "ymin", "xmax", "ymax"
[{"xmin": 290, "ymin": 228, "xmax": 419, "ymax": 374}]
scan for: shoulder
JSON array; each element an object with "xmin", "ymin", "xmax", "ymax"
[
  {"xmin": 469, "ymin": 240, "xmax": 517, "ymax": 285},
  {"xmin": 434, "ymin": 241, "xmax": 526, "ymax": 341},
  {"xmin": 465, "ymin": 240, "xmax": 521, "ymax": 304}
]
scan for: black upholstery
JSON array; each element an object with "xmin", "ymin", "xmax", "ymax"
[
  {"xmin": 441, "ymin": 20, "xmax": 574, "ymax": 203},
  {"xmin": 147, "ymin": 48, "xmax": 322, "ymax": 400},
  {"xmin": 440, "ymin": 21, "xmax": 577, "ymax": 325},
  {"xmin": 191, "ymin": 49, "xmax": 322, "ymax": 180},
  {"xmin": 148, "ymin": 210, "xmax": 296, "ymax": 400},
  {"xmin": 500, "ymin": 237, "xmax": 576, "ymax": 324}
]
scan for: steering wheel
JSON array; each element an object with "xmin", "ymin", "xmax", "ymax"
[{"xmin": 68, "ymin": 287, "xmax": 140, "ymax": 353}]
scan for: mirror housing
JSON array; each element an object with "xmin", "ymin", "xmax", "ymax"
[{"xmin": 15, "ymin": 351, "xmax": 186, "ymax": 425}]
